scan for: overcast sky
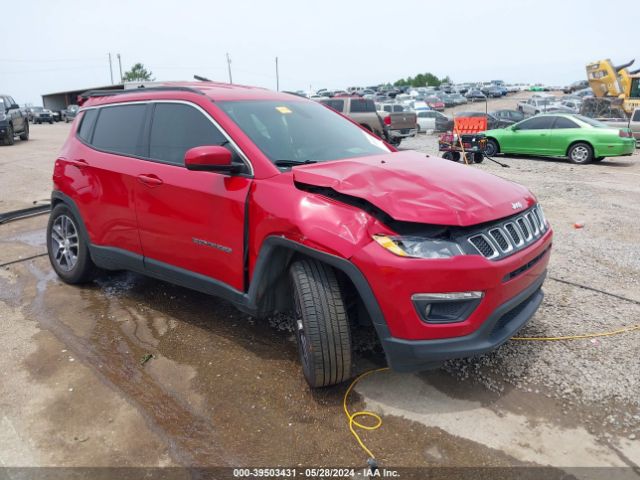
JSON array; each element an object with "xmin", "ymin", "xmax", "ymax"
[{"xmin": 3, "ymin": 0, "xmax": 639, "ymax": 105}]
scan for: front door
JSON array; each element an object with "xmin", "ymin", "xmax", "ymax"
[
  {"xmin": 134, "ymin": 102, "xmax": 252, "ymax": 292},
  {"xmin": 502, "ymin": 116, "xmax": 554, "ymax": 155}
]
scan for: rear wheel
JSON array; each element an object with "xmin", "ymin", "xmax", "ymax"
[
  {"xmin": 19, "ymin": 122, "xmax": 29, "ymax": 141},
  {"xmin": 289, "ymin": 259, "xmax": 352, "ymax": 388},
  {"xmin": 47, "ymin": 204, "xmax": 98, "ymax": 284},
  {"xmin": 568, "ymin": 142, "xmax": 593, "ymax": 164},
  {"xmin": 3, "ymin": 124, "xmax": 14, "ymax": 146},
  {"xmin": 473, "ymin": 152, "xmax": 484, "ymax": 163}
]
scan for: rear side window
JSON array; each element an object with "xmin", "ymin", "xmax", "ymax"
[
  {"xmin": 320, "ymin": 99, "xmax": 345, "ymax": 112},
  {"xmin": 553, "ymin": 117, "xmax": 579, "ymax": 129},
  {"xmin": 633, "ymin": 110, "xmax": 640, "ymax": 122},
  {"xmin": 149, "ymin": 103, "xmax": 227, "ymax": 165},
  {"xmin": 350, "ymin": 99, "xmax": 376, "ymax": 113},
  {"xmin": 92, "ymin": 105, "xmax": 146, "ymax": 156},
  {"xmin": 77, "ymin": 109, "xmax": 98, "ymax": 142}
]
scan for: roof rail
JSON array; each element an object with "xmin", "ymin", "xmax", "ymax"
[{"xmin": 77, "ymin": 86, "xmax": 205, "ymax": 104}]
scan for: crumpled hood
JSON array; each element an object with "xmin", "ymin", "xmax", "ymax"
[{"xmin": 292, "ymin": 150, "xmax": 535, "ymax": 227}]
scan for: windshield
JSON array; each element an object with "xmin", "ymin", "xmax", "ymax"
[
  {"xmin": 218, "ymin": 100, "xmax": 390, "ymax": 165},
  {"xmin": 574, "ymin": 114, "xmax": 609, "ymax": 128},
  {"xmin": 32, "ymin": 107, "xmax": 44, "ymax": 112}
]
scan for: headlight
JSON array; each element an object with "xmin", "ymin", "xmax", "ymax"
[{"xmin": 373, "ymin": 234, "xmax": 464, "ymax": 259}]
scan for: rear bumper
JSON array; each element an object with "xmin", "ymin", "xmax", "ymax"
[
  {"xmin": 389, "ymin": 128, "xmax": 417, "ymax": 139},
  {"xmin": 594, "ymin": 139, "xmax": 636, "ymax": 157},
  {"xmin": 380, "ymin": 270, "xmax": 545, "ymax": 372}
]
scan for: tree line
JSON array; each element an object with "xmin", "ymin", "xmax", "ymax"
[{"xmin": 393, "ymin": 73, "xmax": 451, "ymax": 88}]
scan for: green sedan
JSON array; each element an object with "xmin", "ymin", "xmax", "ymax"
[{"xmin": 483, "ymin": 114, "xmax": 636, "ymax": 164}]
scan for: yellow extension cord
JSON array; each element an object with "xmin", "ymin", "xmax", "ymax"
[{"xmin": 342, "ymin": 323, "xmax": 640, "ymax": 463}]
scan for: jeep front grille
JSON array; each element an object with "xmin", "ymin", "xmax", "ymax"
[{"xmin": 466, "ymin": 205, "xmax": 548, "ymax": 260}]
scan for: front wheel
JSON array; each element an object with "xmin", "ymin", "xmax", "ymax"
[
  {"xmin": 289, "ymin": 259, "xmax": 352, "ymax": 388},
  {"xmin": 568, "ymin": 142, "xmax": 593, "ymax": 164},
  {"xmin": 19, "ymin": 122, "xmax": 29, "ymax": 141},
  {"xmin": 484, "ymin": 139, "xmax": 499, "ymax": 156},
  {"xmin": 47, "ymin": 204, "xmax": 98, "ymax": 284},
  {"xmin": 2, "ymin": 124, "xmax": 14, "ymax": 145}
]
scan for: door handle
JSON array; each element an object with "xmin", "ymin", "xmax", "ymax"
[
  {"xmin": 68, "ymin": 159, "xmax": 89, "ymax": 168},
  {"xmin": 137, "ymin": 174, "xmax": 164, "ymax": 187}
]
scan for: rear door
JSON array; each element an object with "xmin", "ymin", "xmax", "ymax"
[
  {"xmin": 134, "ymin": 101, "xmax": 252, "ymax": 291},
  {"xmin": 69, "ymin": 104, "xmax": 147, "ymax": 255},
  {"xmin": 501, "ymin": 116, "xmax": 554, "ymax": 154}
]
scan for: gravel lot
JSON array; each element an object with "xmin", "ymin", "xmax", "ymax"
[{"xmin": 397, "ymin": 123, "xmax": 640, "ymax": 437}]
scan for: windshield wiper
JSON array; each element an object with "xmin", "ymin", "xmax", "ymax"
[{"xmin": 274, "ymin": 159, "xmax": 319, "ymax": 167}]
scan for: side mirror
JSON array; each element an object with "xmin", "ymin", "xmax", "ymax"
[
  {"xmin": 511, "ymin": 125, "xmax": 519, "ymax": 131},
  {"xmin": 184, "ymin": 146, "xmax": 238, "ymax": 173}
]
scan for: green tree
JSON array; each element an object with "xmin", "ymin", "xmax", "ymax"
[
  {"xmin": 122, "ymin": 63, "xmax": 155, "ymax": 82},
  {"xmin": 393, "ymin": 72, "xmax": 450, "ymax": 88}
]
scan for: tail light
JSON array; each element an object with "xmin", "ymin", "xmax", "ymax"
[
  {"xmin": 619, "ymin": 129, "xmax": 632, "ymax": 138},
  {"xmin": 384, "ymin": 115, "xmax": 391, "ymax": 125}
]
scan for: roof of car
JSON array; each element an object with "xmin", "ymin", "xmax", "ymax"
[{"xmin": 80, "ymin": 81, "xmax": 302, "ymax": 107}]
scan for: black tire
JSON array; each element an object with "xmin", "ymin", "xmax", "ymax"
[
  {"xmin": 484, "ymin": 139, "xmax": 499, "ymax": 156},
  {"xmin": 567, "ymin": 142, "xmax": 593, "ymax": 164},
  {"xmin": 19, "ymin": 121, "xmax": 29, "ymax": 141},
  {"xmin": 416, "ymin": 123, "xmax": 421, "ymax": 133},
  {"xmin": 3, "ymin": 124, "xmax": 14, "ymax": 146},
  {"xmin": 473, "ymin": 152, "xmax": 484, "ymax": 163},
  {"xmin": 65, "ymin": 117, "xmax": 69, "ymax": 123},
  {"xmin": 289, "ymin": 259, "xmax": 352, "ymax": 388},
  {"xmin": 49, "ymin": 120, "xmax": 53, "ymax": 124},
  {"xmin": 47, "ymin": 203, "xmax": 99, "ymax": 284},
  {"xmin": 442, "ymin": 151, "xmax": 455, "ymax": 161}
]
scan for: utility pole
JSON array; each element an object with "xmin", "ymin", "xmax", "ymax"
[
  {"xmin": 226, "ymin": 53, "xmax": 233, "ymax": 84},
  {"xmin": 108, "ymin": 53, "xmax": 114, "ymax": 84},
  {"xmin": 116, "ymin": 54, "xmax": 123, "ymax": 83},
  {"xmin": 275, "ymin": 56, "xmax": 279, "ymax": 92}
]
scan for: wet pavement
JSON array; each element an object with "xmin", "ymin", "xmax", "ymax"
[{"xmin": 1, "ymin": 214, "xmax": 639, "ymax": 477}]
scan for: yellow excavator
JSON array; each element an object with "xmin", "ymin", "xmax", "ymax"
[{"xmin": 583, "ymin": 59, "xmax": 640, "ymax": 118}]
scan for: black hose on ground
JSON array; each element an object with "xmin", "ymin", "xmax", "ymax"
[{"xmin": 0, "ymin": 204, "xmax": 51, "ymax": 224}]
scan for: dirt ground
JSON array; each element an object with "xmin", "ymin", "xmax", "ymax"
[{"xmin": 1, "ymin": 99, "xmax": 639, "ymax": 478}]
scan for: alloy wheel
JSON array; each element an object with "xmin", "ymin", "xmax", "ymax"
[{"xmin": 50, "ymin": 214, "xmax": 79, "ymax": 271}]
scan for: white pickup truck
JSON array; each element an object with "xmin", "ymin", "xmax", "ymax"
[
  {"xmin": 605, "ymin": 108, "xmax": 640, "ymax": 147},
  {"xmin": 517, "ymin": 97, "xmax": 563, "ymax": 116}
]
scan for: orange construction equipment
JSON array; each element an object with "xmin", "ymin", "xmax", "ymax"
[{"xmin": 453, "ymin": 116, "xmax": 488, "ymax": 134}]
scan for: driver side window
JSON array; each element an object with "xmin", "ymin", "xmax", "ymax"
[{"xmin": 517, "ymin": 117, "xmax": 555, "ymax": 130}]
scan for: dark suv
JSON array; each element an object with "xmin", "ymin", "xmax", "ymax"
[
  {"xmin": 48, "ymin": 83, "xmax": 552, "ymax": 388},
  {"xmin": 1, "ymin": 95, "xmax": 29, "ymax": 145}
]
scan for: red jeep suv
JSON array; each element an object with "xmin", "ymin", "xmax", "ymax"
[{"xmin": 48, "ymin": 82, "xmax": 552, "ymax": 387}]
